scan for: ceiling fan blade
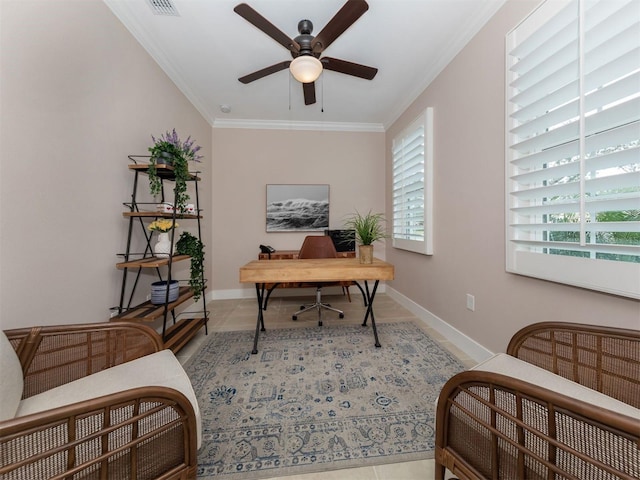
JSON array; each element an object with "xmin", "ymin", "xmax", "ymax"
[
  {"xmin": 321, "ymin": 57, "xmax": 377, "ymax": 80},
  {"xmin": 303, "ymin": 82, "xmax": 316, "ymax": 105},
  {"xmin": 234, "ymin": 3, "xmax": 300, "ymax": 54},
  {"xmin": 239, "ymin": 61, "xmax": 291, "ymax": 84},
  {"xmin": 311, "ymin": 0, "xmax": 369, "ymax": 53}
]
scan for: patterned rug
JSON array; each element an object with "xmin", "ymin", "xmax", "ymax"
[{"xmin": 183, "ymin": 321, "xmax": 466, "ymax": 479}]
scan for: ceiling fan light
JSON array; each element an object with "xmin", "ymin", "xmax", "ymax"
[{"xmin": 289, "ymin": 56, "xmax": 323, "ymax": 83}]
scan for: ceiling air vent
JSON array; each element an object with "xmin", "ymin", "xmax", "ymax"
[{"xmin": 147, "ymin": 0, "xmax": 179, "ymax": 16}]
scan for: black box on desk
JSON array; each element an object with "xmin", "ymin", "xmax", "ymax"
[{"xmin": 324, "ymin": 229, "xmax": 355, "ymax": 252}]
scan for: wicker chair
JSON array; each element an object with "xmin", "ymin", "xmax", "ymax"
[
  {"xmin": 0, "ymin": 322, "xmax": 200, "ymax": 480},
  {"xmin": 435, "ymin": 322, "xmax": 640, "ymax": 480}
]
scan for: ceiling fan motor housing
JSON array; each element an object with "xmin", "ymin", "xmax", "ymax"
[{"xmin": 293, "ymin": 19, "xmax": 319, "ymax": 58}]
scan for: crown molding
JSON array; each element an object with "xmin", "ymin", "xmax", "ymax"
[{"xmin": 212, "ymin": 118, "xmax": 385, "ymax": 133}]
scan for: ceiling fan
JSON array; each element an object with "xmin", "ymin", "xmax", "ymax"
[{"xmin": 234, "ymin": 0, "xmax": 378, "ymax": 106}]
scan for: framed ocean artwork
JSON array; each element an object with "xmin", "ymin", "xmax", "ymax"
[{"xmin": 266, "ymin": 184, "xmax": 329, "ymax": 232}]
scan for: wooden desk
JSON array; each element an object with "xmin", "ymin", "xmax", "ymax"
[
  {"xmin": 239, "ymin": 258, "xmax": 394, "ymax": 353},
  {"xmin": 257, "ymin": 249, "xmax": 364, "ymax": 307}
]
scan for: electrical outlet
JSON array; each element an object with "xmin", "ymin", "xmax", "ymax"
[{"xmin": 466, "ymin": 294, "xmax": 475, "ymax": 311}]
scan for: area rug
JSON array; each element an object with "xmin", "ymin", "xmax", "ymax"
[{"xmin": 183, "ymin": 321, "xmax": 466, "ymax": 479}]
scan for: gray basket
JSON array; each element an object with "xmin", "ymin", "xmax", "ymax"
[{"xmin": 150, "ymin": 280, "xmax": 179, "ymax": 304}]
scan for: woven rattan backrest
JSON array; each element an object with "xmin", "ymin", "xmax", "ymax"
[
  {"xmin": 506, "ymin": 322, "xmax": 640, "ymax": 408},
  {"xmin": 439, "ymin": 370, "xmax": 640, "ymax": 480},
  {"xmin": 0, "ymin": 386, "xmax": 197, "ymax": 480},
  {"xmin": 5, "ymin": 323, "xmax": 162, "ymax": 399}
]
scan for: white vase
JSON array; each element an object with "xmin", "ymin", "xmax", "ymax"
[{"xmin": 154, "ymin": 232, "xmax": 172, "ymax": 258}]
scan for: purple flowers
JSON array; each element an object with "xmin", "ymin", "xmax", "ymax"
[{"xmin": 150, "ymin": 128, "xmax": 203, "ymax": 162}]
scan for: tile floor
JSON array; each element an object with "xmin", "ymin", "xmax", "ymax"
[{"xmin": 177, "ymin": 291, "xmax": 473, "ymax": 480}]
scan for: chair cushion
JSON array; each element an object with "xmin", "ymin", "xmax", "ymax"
[
  {"xmin": 472, "ymin": 353, "xmax": 640, "ymax": 419},
  {"xmin": 16, "ymin": 349, "xmax": 202, "ymax": 448},
  {"xmin": 0, "ymin": 331, "xmax": 24, "ymax": 421}
]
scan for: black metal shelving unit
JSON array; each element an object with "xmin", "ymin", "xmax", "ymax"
[{"xmin": 112, "ymin": 155, "xmax": 208, "ymax": 352}]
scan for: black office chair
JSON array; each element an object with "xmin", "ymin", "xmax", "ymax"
[{"xmin": 292, "ymin": 235, "xmax": 345, "ymax": 326}]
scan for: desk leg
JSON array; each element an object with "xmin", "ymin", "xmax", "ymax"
[
  {"xmin": 352, "ymin": 281, "xmax": 368, "ymax": 307},
  {"xmin": 252, "ymin": 283, "xmax": 266, "ymax": 354},
  {"xmin": 262, "ymin": 283, "xmax": 281, "ymax": 310},
  {"xmin": 362, "ymin": 280, "xmax": 381, "ymax": 348}
]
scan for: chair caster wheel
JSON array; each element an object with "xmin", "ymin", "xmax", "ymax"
[
  {"xmin": 339, "ymin": 313, "xmax": 344, "ymax": 318},
  {"xmin": 300, "ymin": 305, "xmax": 305, "ymax": 309},
  {"xmin": 292, "ymin": 315, "xmax": 297, "ymax": 321}
]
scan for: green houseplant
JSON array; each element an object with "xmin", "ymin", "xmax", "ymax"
[
  {"xmin": 175, "ymin": 231, "xmax": 205, "ymax": 301},
  {"xmin": 343, "ymin": 210, "xmax": 387, "ymax": 264},
  {"xmin": 148, "ymin": 129, "xmax": 202, "ymax": 213}
]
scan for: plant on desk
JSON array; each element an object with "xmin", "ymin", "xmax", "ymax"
[
  {"xmin": 343, "ymin": 210, "xmax": 388, "ymax": 264},
  {"xmin": 175, "ymin": 231, "xmax": 205, "ymax": 301}
]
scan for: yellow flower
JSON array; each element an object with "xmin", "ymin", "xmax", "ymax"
[{"xmin": 148, "ymin": 219, "xmax": 179, "ymax": 232}]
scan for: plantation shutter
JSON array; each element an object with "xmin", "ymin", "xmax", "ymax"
[
  {"xmin": 506, "ymin": 0, "xmax": 640, "ymax": 298},
  {"xmin": 392, "ymin": 108, "xmax": 433, "ymax": 255}
]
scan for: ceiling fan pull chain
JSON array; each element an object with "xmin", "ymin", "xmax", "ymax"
[{"xmin": 321, "ymin": 76, "xmax": 324, "ymax": 113}]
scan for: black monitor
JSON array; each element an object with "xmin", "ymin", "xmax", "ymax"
[{"xmin": 324, "ymin": 229, "xmax": 355, "ymax": 252}]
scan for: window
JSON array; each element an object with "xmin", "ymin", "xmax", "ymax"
[
  {"xmin": 506, "ymin": 0, "xmax": 640, "ymax": 298},
  {"xmin": 392, "ymin": 108, "xmax": 433, "ymax": 255}
]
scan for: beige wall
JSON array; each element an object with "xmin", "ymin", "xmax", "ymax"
[
  {"xmin": 385, "ymin": 0, "xmax": 640, "ymax": 353},
  {"xmin": 0, "ymin": 0, "xmax": 212, "ymax": 330},
  {"xmin": 211, "ymin": 127, "xmax": 385, "ymax": 295},
  {"xmin": 1, "ymin": 0, "xmax": 637, "ymax": 351}
]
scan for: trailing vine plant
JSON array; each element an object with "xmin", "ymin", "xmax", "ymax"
[
  {"xmin": 148, "ymin": 140, "xmax": 180, "ymax": 197},
  {"xmin": 175, "ymin": 232, "xmax": 205, "ymax": 301},
  {"xmin": 147, "ymin": 129, "xmax": 202, "ymax": 213},
  {"xmin": 171, "ymin": 154, "xmax": 191, "ymax": 212},
  {"xmin": 147, "ymin": 161, "xmax": 163, "ymax": 197}
]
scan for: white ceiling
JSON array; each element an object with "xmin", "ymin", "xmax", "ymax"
[{"xmin": 104, "ymin": 0, "xmax": 506, "ymax": 131}]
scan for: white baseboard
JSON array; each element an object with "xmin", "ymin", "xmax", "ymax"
[
  {"xmin": 385, "ymin": 286, "xmax": 493, "ymax": 363},
  {"xmin": 209, "ymin": 288, "xmax": 252, "ymax": 301}
]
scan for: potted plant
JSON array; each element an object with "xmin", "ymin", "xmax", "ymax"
[
  {"xmin": 147, "ymin": 129, "xmax": 202, "ymax": 213},
  {"xmin": 175, "ymin": 231, "xmax": 205, "ymax": 301},
  {"xmin": 343, "ymin": 210, "xmax": 387, "ymax": 264},
  {"xmin": 148, "ymin": 219, "xmax": 179, "ymax": 258}
]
